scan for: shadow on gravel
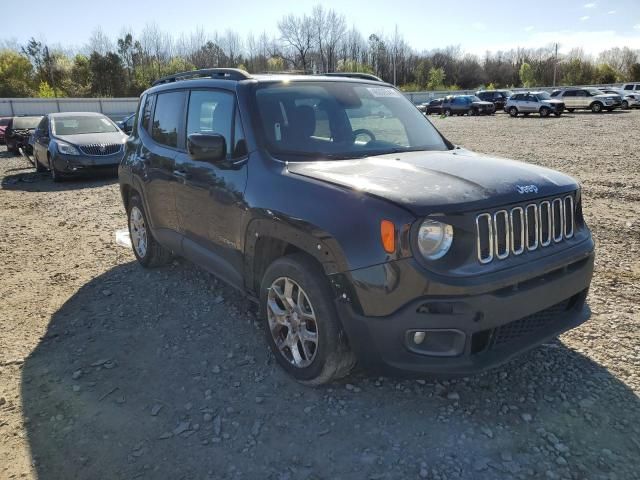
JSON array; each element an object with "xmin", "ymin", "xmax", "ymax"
[
  {"xmin": 21, "ymin": 262, "xmax": 640, "ymax": 479},
  {"xmin": 1, "ymin": 169, "xmax": 117, "ymax": 192}
]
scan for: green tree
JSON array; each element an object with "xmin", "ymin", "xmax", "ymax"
[
  {"xmin": 628, "ymin": 63, "xmax": 640, "ymax": 81},
  {"xmin": 266, "ymin": 56, "xmax": 285, "ymax": 71},
  {"xmin": 426, "ymin": 67, "xmax": 446, "ymax": 90},
  {"xmin": 0, "ymin": 50, "xmax": 35, "ymax": 96},
  {"xmin": 519, "ymin": 62, "xmax": 535, "ymax": 87},
  {"xmin": 595, "ymin": 63, "xmax": 618, "ymax": 84},
  {"xmin": 37, "ymin": 81, "xmax": 55, "ymax": 97},
  {"xmin": 89, "ymin": 52, "xmax": 126, "ymax": 96}
]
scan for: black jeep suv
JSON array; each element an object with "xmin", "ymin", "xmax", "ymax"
[{"xmin": 118, "ymin": 69, "xmax": 594, "ymax": 384}]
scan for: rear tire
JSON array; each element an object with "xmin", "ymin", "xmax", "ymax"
[
  {"xmin": 567, "ymin": 108, "xmax": 575, "ymax": 112},
  {"xmin": 260, "ymin": 254, "xmax": 355, "ymax": 385},
  {"xmin": 508, "ymin": 107, "xmax": 518, "ymax": 117},
  {"xmin": 444, "ymin": 109, "xmax": 452, "ymax": 117},
  {"xmin": 127, "ymin": 194, "xmax": 172, "ymax": 268},
  {"xmin": 554, "ymin": 112, "xmax": 562, "ymax": 117}
]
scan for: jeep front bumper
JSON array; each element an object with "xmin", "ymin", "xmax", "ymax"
[{"xmin": 333, "ymin": 240, "xmax": 594, "ymax": 376}]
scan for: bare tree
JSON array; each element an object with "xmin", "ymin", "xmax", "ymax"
[{"xmin": 278, "ymin": 13, "xmax": 315, "ymax": 71}]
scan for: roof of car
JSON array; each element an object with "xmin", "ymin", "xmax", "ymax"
[
  {"xmin": 48, "ymin": 112, "xmax": 106, "ymax": 118},
  {"xmin": 146, "ymin": 68, "xmax": 389, "ymax": 94}
]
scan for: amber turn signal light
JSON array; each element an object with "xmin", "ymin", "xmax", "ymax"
[{"xmin": 380, "ymin": 220, "xmax": 396, "ymax": 253}]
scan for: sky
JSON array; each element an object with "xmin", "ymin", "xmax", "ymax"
[{"xmin": 2, "ymin": 0, "xmax": 639, "ymax": 56}]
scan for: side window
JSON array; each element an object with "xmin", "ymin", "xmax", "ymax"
[
  {"xmin": 576, "ymin": 90, "xmax": 587, "ymax": 97},
  {"xmin": 187, "ymin": 90, "xmax": 234, "ymax": 156},
  {"xmin": 564, "ymin": 90, "xmax": 575, "ymax": 97},
  {"xmin": 623, "ymin": 85, "xmax": 632, "ymax": 90},
  {"xmin": 125, "ymin": 115, "xmax": 135, "ymax": 129},
  {"xmin": 152, "ymin": 91, "xmax": 186, "ymax": 149},
  {"xmin": 142, "ymin": 94, "xmax": 156, "ymax": 134},
  {"xmin": 233, "ymin": 112, "xmax": 247, "ymax": 158},
  {"xmin": 37, "ymin": 116, "xmax": 48, "ymax": 135}
]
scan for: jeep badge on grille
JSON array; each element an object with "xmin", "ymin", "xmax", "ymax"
[{"xmin": 516, "ymin": 184, "xmax": 539, "ymax": 194}]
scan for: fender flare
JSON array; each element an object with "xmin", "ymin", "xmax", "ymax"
[{"xmin": 243, "ymin": 217, "xmax": 350, "ymax": 293}]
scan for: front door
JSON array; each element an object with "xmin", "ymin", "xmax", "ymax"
[
  {"xmin": 138, "ymin": 91, "xmax": 185, "ymax": 252},
  {"xmin": 174, "ymin": 89, "xmax": 249, "ymax": 288}
]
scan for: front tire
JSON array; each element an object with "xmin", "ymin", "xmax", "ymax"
[
  {"xmin": 540, "ymin": 107, "xmax": 551, "ymax": 117},
  {"xmin": 127, "ymin": 195, "xmax": 172, "ymax": 267},
  {"xmin": 567, "ymin": 108, "xmax": 575, "ymax": 112},
  {"xmin": 508, "ymin": 107, "xmax": 518, "ymax": 117},
  {"xmin": 591, "ymin": 102, "xmax": 603, "ymax": 113},
  {"xmin": 622, "ymin": 100, "xmax": 629, "ymax": 110},
  {"xmin": 49, "ymin": 156, "xmax": 63, "ymax": 182},
  {"xmin": 260, "ymin": 254, "xmax": 355, "ymax": 385},
  {"xmin": 34, "ymin": 151, "xmax": 45, "ymax": 172}
]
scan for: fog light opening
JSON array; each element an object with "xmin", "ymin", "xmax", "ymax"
[{"xmin": 413, "ymin": 331, "xmax": 426, "ymax": 345}]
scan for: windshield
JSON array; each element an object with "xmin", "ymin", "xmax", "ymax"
[
  {"xmin": 254, "ymin": 81, "xmax": 448, "ymax": 160},
  {"xmin": 13, "ymin": 117, "xmax": 42, "ymax": 129},
  {"xmin": 587, "ymin": 88, "xmax": 604, "ymax": 96},
  {"xmin": 469, "ymin": 96, "xmax": 482, "ymax": 102},
  {"xmin": 52, "ymin": 115, "xmax": 118, "ymax": 135},
  {"xmin": 0, "ymin": 118, "xmax": 10, "ymax": 126},
  {"xmin": 503, "ymin": 90, "xmax": 514, "ymax": 98},
  {"xmin": 536, "ymin": 92, "xmax": 552, "ymax": 100}
]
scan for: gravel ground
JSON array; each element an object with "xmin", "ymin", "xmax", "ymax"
[{"xmin": 0, "ymin": 110, "xmax": 639, "ymax": 480}]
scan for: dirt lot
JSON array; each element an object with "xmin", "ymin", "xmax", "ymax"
[{"xmin": 1, "ymin": 110, "xmax": 639, "ymax": 480}]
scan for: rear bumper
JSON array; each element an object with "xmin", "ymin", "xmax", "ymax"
[{"xmin": 334, "ymin": 245, "xmax": 594, "ymax": 376}]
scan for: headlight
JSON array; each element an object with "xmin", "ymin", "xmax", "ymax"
[
  {"xmin": 56, "ymin": 141, "xmax": 80, "ymax": 155},
  {"xmin": 417, "ymin": 219, "xmax": 453, "ymax": 260}
]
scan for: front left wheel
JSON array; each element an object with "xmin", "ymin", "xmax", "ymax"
[
  {"xmin": 127, "ymin": 195, "xmax": 172, "ymax": 267},
  {"xmin": 260, "ymin": 254, "xmax": 355, "ymax": 385}
]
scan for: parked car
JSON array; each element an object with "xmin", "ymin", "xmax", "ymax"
[
  {"xmin": 552, "ymin": 88, "xmax": 621, "ymax": 112},
  {"xmin": 422, "ymin": 98, "xmax": 444, "ymax": 115},
  {"xmin": 119, "ymin": 68, "xmax": 594, "ymax": 384},
  {"xmin": 0, "ymin": 117, "xmax": 11, "ymax": 144},
  {"xmin": 32, "ymin": 112, "xmax": 127, "ymax": 181},
  {"xmin": 476, "ymin": 89, "xmax": 513, "ymax": 111},
  {"xmin": 117, "ymin": 113, "xmax": 135, "ymax": 134},
  {"xmin": 4, "ymin": 116, "xmax": 42, "ymax": 154},
  {"xmin": 599, "ymin": 88, "xmax": 640, "ymax": 109},
  {"xmin": 441, "ymin": 95, "xmax": 495, "ymax": 116},
  {"xmin": 621, "ymin": 82, "xmax": 640, "ymax": 93},
  {"xmin": 505, "ymin": 92, "xmax": 565, "ymax": 117}
]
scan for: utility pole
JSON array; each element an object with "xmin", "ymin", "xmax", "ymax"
[
  {"xmin": 393, "ymin": 24, "xmax": 398, "ymax": 86},
  {"xmin": 552, "ymin": 42, "xmax": 558, "ymax": 87}
]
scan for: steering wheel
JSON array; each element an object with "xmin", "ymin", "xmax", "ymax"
[{"xmin": 352, "ymin": 128, "xmax": 377, "ymax": 144}]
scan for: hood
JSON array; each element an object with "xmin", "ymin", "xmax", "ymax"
[
  {"xmin": 54, "ymin": 131, "xmax": 127, "ymax": 146},
  {"xmin": 286, "ymin": 149, "xmax": 578, "ymax": 215}
]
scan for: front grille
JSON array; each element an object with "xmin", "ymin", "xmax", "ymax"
[
  {"xmin": 475, "ymin": 195, "xmax": 574, "ymax": 264},
  {"xmin": 487, "ymin": 298, "xmax": 571, "ymax": 350},
  {"xmin": 79, "ymin": 143, "xmax": 122, "ymax": 156}
]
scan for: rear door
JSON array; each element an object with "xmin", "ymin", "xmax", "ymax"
[
  {"xmin": 575, "ymin": 90, "xmax": 588, "ymax": 108},
  {"xmin": 138, "ymin": 91, "xmax": 186, "ymax": 252},
  {"xmin": 563, "ymin": 90, "xmax": 576, "ymax": 109},
  {"xmin": 173, "ymin": 88, "xmax": 249, "ymax": 288}
]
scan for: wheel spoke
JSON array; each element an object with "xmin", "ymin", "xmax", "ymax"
[{"xmin": 267, "ymin": 298, "xmax": 288, "ymax": 326}]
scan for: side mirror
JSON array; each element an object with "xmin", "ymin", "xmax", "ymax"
[{"xmin": 187, "ymin": 133, "xmax": 227, "ymax": 163}]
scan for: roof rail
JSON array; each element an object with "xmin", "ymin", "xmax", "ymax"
[
  {"xmin": 320, "ymin": 72, "xmax": 384, "ymax": 82},
  {"xmin": 152, "ymin": 68, "xmax": 252, "ymax": 86}
]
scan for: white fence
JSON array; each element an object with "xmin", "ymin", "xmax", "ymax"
[{"xmin": 0, "ymin": 98, "xmax": 139, "ymax": 119}]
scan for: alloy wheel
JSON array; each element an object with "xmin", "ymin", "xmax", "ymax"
[
  {"xmin": 266, "ymin": 276, "xmax": 319, "ymax": 368},
  {"xmin": 129, "ymin": 206, "xmax": 148, "ymax": 258}
]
